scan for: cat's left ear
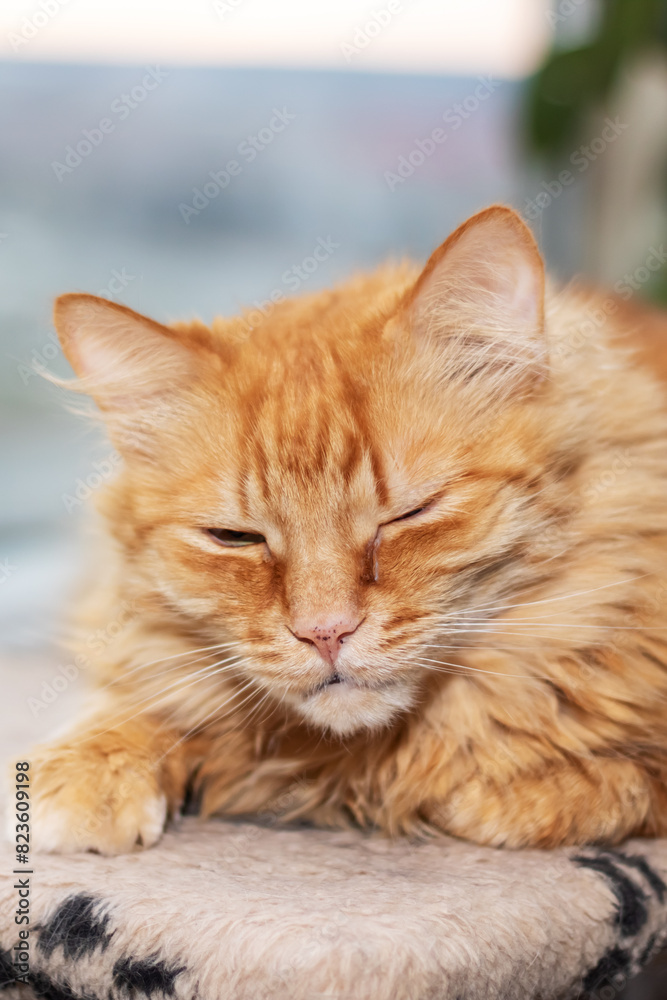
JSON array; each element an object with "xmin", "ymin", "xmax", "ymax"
[{"xmin": 399, "ymin": 205, "xmax": 546, "ymax": 390}]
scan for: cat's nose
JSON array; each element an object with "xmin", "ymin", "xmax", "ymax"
[{"xmin": 291, "ymin": 614, "xmax": 362, "ymax": 665}]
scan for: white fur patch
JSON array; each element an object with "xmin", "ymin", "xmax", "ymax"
[{"xmin": 30, "ymin": 791, "xmax": 167, "ymax": 855}]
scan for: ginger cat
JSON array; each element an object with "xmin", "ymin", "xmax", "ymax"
[{"xmin": 21, "ymin": 205, "xmax": 667, "ymax": 854}]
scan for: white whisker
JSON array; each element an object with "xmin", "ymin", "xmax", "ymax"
[
  {"xmin": 441, "ymin": 575, "xmax": 652, "ymax": 619},
  {"xmin": 412, "ymin": 655, "xmax": 543, "ymax": 681},
  {"xmin": 70, "ymin": 655, "xmax": 248, "ymax": 744},
  {"xmin": 156, "ymin": 679, "xmax": 261, "ymax": 761},
  {"xmin": 122, "ymin": 641, "xmax": 241, "ymax": 678}
]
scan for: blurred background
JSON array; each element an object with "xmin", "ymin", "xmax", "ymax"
[{"xmin": 1, "ymin": 2, "xmax": 667, "ymax": 993}]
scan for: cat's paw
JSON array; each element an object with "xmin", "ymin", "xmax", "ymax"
[{"xmin": 25, "ymin": 730, "xmax": 178, "ymax": 855}]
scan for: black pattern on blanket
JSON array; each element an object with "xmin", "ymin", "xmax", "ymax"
[{"xmin": 1, "ymin": 820, "xmax": 667, "ymax": 1000}]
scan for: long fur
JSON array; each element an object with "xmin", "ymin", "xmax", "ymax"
[{"xmin": 23, "ymin": 206, "xmax": 667, "ymax": 853}]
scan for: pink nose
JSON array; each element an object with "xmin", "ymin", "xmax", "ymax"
[{"xmin": 291, "ymin": 614, "xmax": 362, "ymax": 665}]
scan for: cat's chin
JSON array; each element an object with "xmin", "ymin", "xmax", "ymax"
[{"xmin": 297, "ymin": 677, "xmax": 413, "ymax": 737}]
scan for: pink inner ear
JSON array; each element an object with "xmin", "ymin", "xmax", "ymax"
[
  {"xmin": 509, "ymin": 258, "xmax": 542, "ymax": 329},
  {"xmin": 67, "ymin": 317, "xmax": 125, "ymax": 382},
  {"xmin": 408, "ymin": 208, "xmax": 545, "ymax": 343},
  {"xmin": 55, "ymin": 294, "xmax": 196, "ymax": 407}
]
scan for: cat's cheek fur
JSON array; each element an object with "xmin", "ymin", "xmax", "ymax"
[{"xmin": 145, "ymin": 532, "xmax": 276, "ymax": 631}]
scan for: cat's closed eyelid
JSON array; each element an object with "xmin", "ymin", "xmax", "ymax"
[
  {"xmin": 204, "ymin": 527, "xmax": 267, "ymax": 549},
  {"xmin": 383, "ymin": 491, "xmax": 445, "ymax": 526},
  {"xmin": 390, "ymin": 504, "xmax": 430, "ymax": 523}
]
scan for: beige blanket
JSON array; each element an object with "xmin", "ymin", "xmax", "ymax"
[{"xmin": 2, "ymin": 818, "xmax": 667, "ymax": 999}]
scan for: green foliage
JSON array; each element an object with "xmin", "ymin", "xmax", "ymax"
[
  {"xmin": 527, "ymin": 0, "xmax": 667, "ymax": 155},
  {"xmin": 526, "ymin": 0, "xmax": 667, "ymax": 304}
]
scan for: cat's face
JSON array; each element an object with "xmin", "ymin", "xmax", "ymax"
[{"xmin": 54, "ymin": 206, "xmax": 549, "ymax": 736}]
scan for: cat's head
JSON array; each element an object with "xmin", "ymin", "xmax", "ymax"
[{"xmin": 54, "ymin": 205, "xmax": 552, "ymax": 736}]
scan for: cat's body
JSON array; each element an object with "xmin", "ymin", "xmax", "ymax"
[{"xmin": 23, "ymin": 206, "xmax": 667, "ymax": 853}]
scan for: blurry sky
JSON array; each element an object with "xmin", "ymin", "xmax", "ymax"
[{"xmin": 1, "ymin": 0, "xmax": 551, "ymax": 77}]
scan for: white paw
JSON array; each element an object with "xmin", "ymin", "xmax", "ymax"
[
  {"xmin": 32, "ymin": 788, "xmax": 168, "ymax": 855},
  {"xmin": 25, "ymin": 743, "xmax": 171, "ymax": 855}
]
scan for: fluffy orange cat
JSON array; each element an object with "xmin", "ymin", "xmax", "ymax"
[{"xmin": 23, "ymin": 205, "xmax": 667, "ymax": 854}]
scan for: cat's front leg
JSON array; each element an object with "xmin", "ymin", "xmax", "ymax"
[
  {"xmin": 432, "ymin": 756, "xmax": 658, "ymax": 848},
  {"xmin": 19, "ymin": 715, "xmax": 191, "ymax": 854}
]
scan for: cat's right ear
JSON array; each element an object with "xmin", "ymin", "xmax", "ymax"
[
  {"xmin": 53, "ymin": 293, "xmax": 207, "ymax": 455},
  {"xmin": 54, "ymin": 293, "xmax": 197, "ymax": 407}
]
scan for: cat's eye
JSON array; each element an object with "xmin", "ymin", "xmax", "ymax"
[
  {"xmin": 392, "ymin": 505, "xmax": 428, "ymax": 522},
  {"xmin": 206, "ymin": 528, "xmax": 266, "ymax": 548}
]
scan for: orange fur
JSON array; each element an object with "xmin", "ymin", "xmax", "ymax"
[{"xmin": 24, "ymin": 206, "xmax": 667, "ymax": 853}]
